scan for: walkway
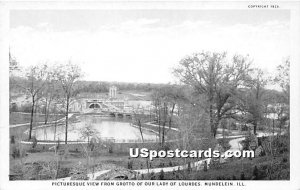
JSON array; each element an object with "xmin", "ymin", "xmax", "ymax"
[
  {"xmin": 60, "ymin": 170, "xmax": 111, "ymax": 181},
  {"xmin": 144, "ymin": 122, "xmax": 179, "ymax": 131}
]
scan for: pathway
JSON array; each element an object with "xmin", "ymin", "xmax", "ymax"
[
  {"xmin": 144, "ymin": 122, "xmax": 179, "ymax": 131},
  {"xmin": 59, "ymin": 170, "xmax": 111, "ymax": 181}
]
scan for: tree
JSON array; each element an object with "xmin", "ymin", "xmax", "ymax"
[
  {"xmin": 9, "ymin": 51, "xmax": 19, "ymax": 73},
  {"xmin": 54, "ymin": 62, "xmax": 82, "ymax": 144},
  {"xmin": 151, "ymin": 90, "xmax": 162, "ymax": 143},
  {"xmin": 131, "ymin": 109, "xmax": 151, "ymax": 174},
  {"xmin": 41, "ymin": 68, "xmax": 62, "ymax": 124},
  {"xmin": 273, "ymin": 57, "xmax": 290, "ymax": 132},
  {"xmin": 23, "ymin": 64, "xmax": 49, "ymax": 140},
  {"xmin": 9, "ymin": 51, "xmax": 20, "ymax": 111},
  {"xmin": 275, "ymin": 57, "xmax": 290, "ymax": 102},
  {"xmin": 52, "ymin": 101, "xmax": 63, "ymax": 141},
  {"xmin": 177, "ymin": 99, "xmax": 213, "ymax": 166},
  {"xmin": 173, "ymin": 51, "xmax": 252, "ymax": 137},
  {"xmin": 132, "ymin": 110, "xmax": 145, "ymax": 142},
  {"xmin": 236, "ymin": 69, "xmax": 269, "ymax": 134},
  {"xmin": 80, "ymin": 123, "xmax": 99, "ymax": 145},
  {"xmin": 151, "ymin": 85, "xmax": 186, "ymax": 146}
]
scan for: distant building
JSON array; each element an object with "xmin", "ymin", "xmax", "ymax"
[{"xmin": 109, "ymin": 86, "xmax": 117, "ymax": 99}]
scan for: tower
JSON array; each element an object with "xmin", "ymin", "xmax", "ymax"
[{"xmin": 109, "ymin": 86, "xmax": 117, "ymax": 99}]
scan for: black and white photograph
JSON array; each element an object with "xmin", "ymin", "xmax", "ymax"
[{"xmin": 1, "ymin": 1, "xmax": 300, "ymax": 190}]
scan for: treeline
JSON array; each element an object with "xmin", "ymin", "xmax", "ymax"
[
  {"xmin": 75, "ymin": 81, "xmax": 170, "ymax": 94},
  {"xmin": 10, "ymin": 77, "xmax": 171, "ymax": 95}
]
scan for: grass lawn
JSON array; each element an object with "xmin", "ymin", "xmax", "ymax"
[{"xmin": 10, "ymin": 112, "xmax": 64, "ymax": 125}]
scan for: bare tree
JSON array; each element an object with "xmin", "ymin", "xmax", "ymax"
[
  {"xmin": 80, "ymin": 123, "xmax": 99, "ymax": 145},
  {"xmin": 177, "ymin": 101, "xmax": 212, "ymax": 166},
  {"xmin": 54, "ymin": 62, "xmax": 82, "ymax": 144},
  {"xmin": 132, "ymin": 104, "xmax": 154, "ymax": 143},
  {"xmin": 151, "ymin": 85, "xmax": 187, "ymax": 146},
  {"xmin": 41, "ymin": 70, "xmax": 62, "ymax": 124},
  {"xmin": 23, "ymin": 64, "xmax": 49, "ymax": 140},
  {"xmin": 9, "ymin": 51, "xmax": 19, "ymax": 73},
  {"xmin": 151, "ymin": 91, "xmax": 162, "ymax": 143},
  {"xmin": 173, "ymin": 51, "xmax": 252, "ymax": 137},
  {"xmin": 236, "ymin": 69, "xmax": 269, "ymax": 134},
  {"xmin": 275, "ymin": 57, "xmax": 290, "ymax": 101},
  {"xmin": 274, "ymin": 57, "xmax": 290, "ymax": 132},
  {"xmin": 131, "ymin": 109, "xmax": 152, "ymax": 174}
]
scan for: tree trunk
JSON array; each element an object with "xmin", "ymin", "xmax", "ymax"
[
  {"xmin": 169, "ymin": 103, "xmax": 175, "ymax": 129},
  {"xmin": 158, "ymin": 108, "xmax": 161, "ymax": 145},
  {"xmin": 44, "ymin": 98, "xmax": 48, "ymax": 124},
  {"xmin": 279, "ymin": 122, "xmax": 282, "ymax": 135},
  {"xmin": 29, "ymin": 96, "xmax": 35, "ymax": 140},
  {"xmin": 65, "ymin": 96, "xmax": 69, "ymax": 144},
  {"xmin": 253, "ymin": 120, "xmax": 257, "ymax": 135},
  {"xmin": 162, "ymin": 122, "xmax": 165, "ymax": 147},
  {"xmin": 44, "ymin": 97, "xmax": 52, "ymax": 124},
  {"xmin": 53, "ymin": 105, "xmax": 58, "ymax": 141},
  {"xmin": 138, "ymin": 119, "xmax": 144, "ymax": 142},
  {"xmin": 213, "ymin": 122, "xmax": 219, "ymax": 138},
  {"xmin": 272, "ymin": 119, "xmax": 275, "ymax": 136},
  {"xmin": 209, "ymin": 104, "xmax": 214, "ymax": 137},
  {"xmin": 162, "ymin": 104, "xmax": 168, "ymax": 147}
]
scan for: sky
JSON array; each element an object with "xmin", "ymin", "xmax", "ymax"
[{"xmin": 9, "ymin": 10, "xmax": 290, "ymax": 83}]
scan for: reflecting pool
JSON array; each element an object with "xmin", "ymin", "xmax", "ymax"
[{"xmin": 29, "ymin": 115, "xmax": 158, "ymax": 143}]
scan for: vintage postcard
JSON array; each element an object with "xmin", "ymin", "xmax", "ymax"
[{"xmin": 0, "ymin": 0, "xmax": 300, "ymax": 190}]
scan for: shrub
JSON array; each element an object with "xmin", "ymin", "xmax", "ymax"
[
  {"xmin": 108, "ymin": 146, "xmax": 113, "ymax": 153},
  {"xmin": 217, "ymin": 175, "xmax": 226, "ymax": 180},
  {"xmin": 18, "ymin": 103, "xmax": 32, "ymax": 113},
  {"xmin": 127, "ymin": 160, "xmax": 133, "ymax": 170},
  {"xmin": 10, "ymin": 103, "xmax": 18, "ymax": 112},
  {"xmin": 56, "ymin": 167, "xmax": 70, "ymax": 178},
  {"xmin": 159, "ymin": 169, "xmax": 164, "ymax": 180},
  {"xmin": 187, "ymin": 162, "xmax": 192, "ymax": 173},
  {"xmin": 30, "ymin": 137, "xmax": 38, "ymax": 149},
  {"xmin": 240, "ymin": 172, "xmax": 245, "ymax": 180},
  {"xmin": 252, "ymin": 165, "xmax": 259, "ymax": 179},
  {"xmin": 38, "ymin": 161, "xmax": 58, "ymax": 180},
  {"xmin": 203, "ymin": 160, "xmax": 208, "ymax": 171},
  {"xmin": 148, "ymin": 171, "xmax": 155, "ymax": 180},
  {"xmin": 218, "ymin": 138, "xmax": 230, "ymax": 151},
  {"xmin": 282, "ymin": 157, "xmax": 288, "ymax": 163},
  {"xmin": 11, "ymin": 146, "xmax": 20, "ymax": 159},
  {"xmin": 70, "ymin": 163, "xmax": 88, "ymax": 180},
  {"xmin": 10, "ymin": 136, "xmax": 15, "ymax": 144},
  {"xmin": 241, "ymin": 137, "xmax": 251, "ymax": 150},
  {"xmin": 23, "ymin": 162, "xmax": 43, "ymax": 180}
]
